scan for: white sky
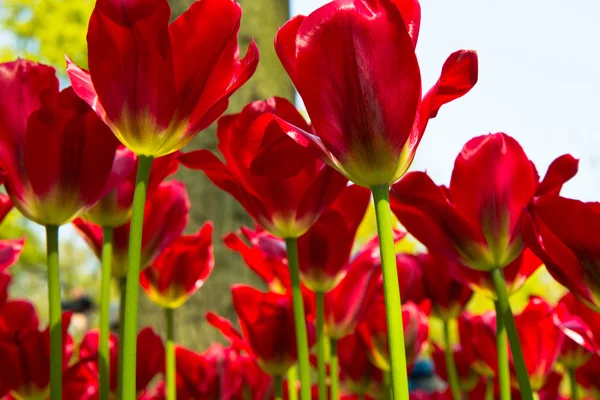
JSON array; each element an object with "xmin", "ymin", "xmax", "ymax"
[{"xmin": 291, "ymin": 0, "xmax": 600, "ymax": 201}]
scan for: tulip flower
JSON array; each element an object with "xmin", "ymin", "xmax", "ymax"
[
  {"xmin": 0, "ymin": 303, "xmax": 72, "ymax": 400},
  {"xmin": 68, "ymin": 1, "xmax": 258, "ymax": 394},
  {"xmin": 356, "ymin": 299, "xmax": 430, "ymax": 373},
  {"xmin": 0, "ymin": 59, "xmax": 127, "ymax": 400},
  {"xmin": 524, "ymin": 195, "xmax": 600, "ymax": 313},
  {"xmin": 207, "ymin": 284, "xmax": 316, "ymax": 397},
  {"xmin": 179, "ymin": 97, "xmax": 348, "ymax": 239},
  {"xmin": 431, "ymin": 344, "xmax": 484, "ymax": 396},
  {"xmin": 391, "ymin": 133, "xmax": 577, "ymax": 400},
  {"xmin": 273, "ymin": 2, "xmax": 478, "ymax": 393},
  {"xmin": 338, "ymin": 333, "xmax": 384, "ymax": 399},
  {"xmin": 63, "ymin": 327, "xmax": 164, "ymax": 399},
  {"xmin": 141, "ymin": 221, "xmax": 214, "ymax": 309},
  {"xmin": 74, "ymin": 181, "xmax": 190, "ymax": 279},
  {"xmin": 140, "ymin": 222, "xmax": 213, "ymax": 400}
]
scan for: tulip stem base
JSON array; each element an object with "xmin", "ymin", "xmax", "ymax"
[
  {"xmin": 568, "ymin": 366, "xmax": 578, "ymax": 400},
  {"xmin": 46, "ymin": 225, "xmax": 61, "ymax": 400},
  {"xmin": 99, "ymin": 226, "xmax": 113, "ymax": 400},
  {"xmin": 316, "ymin": 291, "xmax": 327, "ymax": 400},
  {"xmin": 121, "ymin": 155, "xmax": 153, "ymax": 400},
  {"xmin": 117, "ymin": 276, "xmax": 126, "ymax": 397},
  {"xmin": 285, "ymin": 237, "xmax": 312, "ymax": 400},
  {"xmin": 443, "ymin": 319, "xmax": 462, "ymax": 400},
  {"xmin": 485, "ymin": 377, "xmax": 494, "ymax": 400},
  {"xmin": 330, "ymin": 338, "xmax": 339, "ymax": 400},
  {"xmin": 274, "ymin": 375, "xmax": 283, "ymax": 400},
  {"xmin": 495, "ymin": 299, "xmax": 510, "ymax": 400},
  {"xmin": 165, "ymin": 307, "xmax": 176, "ymax": 400},
  {"xmin": 371, "ymin": 184, "xmax": 409, "ymax": 400},
  {"xmin": 491, "ymin": 268, "xmax": 533, "ymax": 400}
]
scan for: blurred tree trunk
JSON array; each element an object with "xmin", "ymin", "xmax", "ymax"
[{"xmin": 138, "ymin": 0, "xmax": 294, "ymax": 350}]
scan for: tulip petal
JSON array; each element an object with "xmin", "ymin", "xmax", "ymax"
[
  {"xmin": 65, "ymin": 57, "xmax": 108, "ymax": 125},
  {"xmin": 535, "ymin": 154, "xmax": 579, "ymax": 196},
  {"xmin": 87, "ymin": 0, "xmax": 176, "ymax": 130}
]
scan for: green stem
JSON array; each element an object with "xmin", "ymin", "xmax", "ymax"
[
  {"xmin": 99, "ymin": 227, "xmax": 113, "ymax": 400},
  {"xmin": 495, "ymin": 300, "xmax": 510, "ymax": 400},
  {"xmin": 330, "ymin": 338, "xmax": 339, "ymax": 400},
  {"xmin": 118, "ymin": 276, "xmax": 126, "ymax": 398},
  {"xmin": 165, "ymin": 308, "xmax": 176, "ymax": 400},
  {"xmin": 121, "ymin": 155, "xmax": 153, "ymax": 400},
  {"xmin": 46, "ymin": 225, "xmax": 61, "ymax": 400},
  {"xmin": 443, "ymin": 319, "xmax": 462, "ymax": 400},
  {"xmin": 284, "ymin": 238, "xmax": 311, "ymax": 400},
  {"xmin": 485, "ymin": 377, "xmax": 494, "ymax": 400},
  {"xmin": 371, "ymin": 184, "xmax": 409, "ymax": 400},
  {"xmin": 568, "ymin": 366, "xmax": 578, "ymax": 400},
  {"xmin": 287, "ymin": 366, "xmax": 298, "ymax": 400},
  {"xmin": 491, "ymin": 268, "xmax": 533, "ymax": 400},
  {"xmin": 316, "ymin": 291, "xmax": 327, "ymax": 400},
  {"xmin": 274, "ymin": 375, "xmax": 283, "ymax": 400}
]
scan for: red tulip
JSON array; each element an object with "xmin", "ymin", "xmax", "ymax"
[
  {"xmin": 74, "ymin": 181, "xmax": 190, "ymax": 278},
  {"xmin": 63, "ymin": 327, "xmax": 164, "ymax": 398},
  {"xmin": 271, "ymin": 0, "xmax": 477, "ymax": 187},
  {"xmin": 0, "ymin": 304, "xmax": 72, "ymax": 399},
  {"xmin": 357, "ymin": 299, "xmax": 429, "ymax": 372},
  {"xmin": 338, "ymin": 333, "xmax": 383, "ymax": 398},
  {"xmin": 454, "ymin": 249, "xmax": 542, "ymax": 300},
  {"xmin": 0, "ymin": 59, "xmax": 123, "ymax": 226},
  {"xmin": 512, "ymin": 371, "xmax": 565, "ymax": 400},
  {"xmin": 67, "ymin": 0, "xmax": 258, "ymax": 157},
  {"xmin": 472, "ymin": 297, "xmax": 564, "ymax": 391},
  {"xmin": 431, "ymin": 344, "xmax": 481, "ymax": 393},
  {"xmin": 323, "ymin": 249, "xmax": 380, "ymax": 340},
  {"xmin": 81, "ymin": 149, "xmax": 179, "ymax": 227},
  {"xmin": 296, "ymin": 184, "xmax": 370, "ymax": 291},
  {"xmin": 415, "ymin": 253, "xmax": 473, "ymax": 320},
  {"xmin": 555, "ymin": 293, "xmax": 600, "ymax": 368},
  {"xmin": 179, "ymin": 97, "xmax": 348, "ymax": 238},
  {"xmin": 577, "ymin": 354, "xmax": 600, "ymax": 399},
  {"xmin": 175, "ymin": 344, "xmax": 271, "ymax": 400},
  {"xmin": 207, "ymin": 285, "xmax": 316, "ymax": 376},
  {"xmin": 140, "ymin": 221, "xmax": 213, "ymax": 309},
  {"xmin": 524, "ymin": 195, "xmax": 600, "ymax": 312},
  {"xmin": 391, "ymin": 133, "xmax": 578, "ymax": 271},
  {"xmin": 224, "ymin": 226, "xmax": 291, "ymax": 294}
]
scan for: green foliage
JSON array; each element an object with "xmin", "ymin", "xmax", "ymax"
[{"xmin": 0, "ymin": 0, "xmax": 93, "ymax": 69}]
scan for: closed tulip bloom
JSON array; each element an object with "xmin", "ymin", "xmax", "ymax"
[
  {"xmin": 323, "ymin": 251, "xmax": 379, "ymax": 340},
  {"xmin": 296, "ymin": 184, "xmax": 370, "ymax": 291},
  {"xmin": 391, "ymin": 133, "xmax": 578, "ymax": 271},
  {"xmin": 141, "ymin": 222, "xmax": 214, "ymax": 309},
  {"xmin": 0, "ymin": 60, "xmax": 123, "ymax": 226},
  {"xmin": 357, "ymin": 299, "xmax": 429, "ymax": 372},
  {"xmin": 416, "ymin": 253, "xmax": 473, "ymax": 320},
  {"xmin": 74, "ymin": 181, "xmax": 190, "ymax": 278},
  {"xmin": 272, "ymin": 0, "xmax": 478, "ymax": 187},
  {"xmin": 67, "ymin": 0, "xmax": 258, "ymax": 157},
  {"xmin": 207, "ymin": 285, "xmax": 316, "ymax": 377},
  {"xmin": 524, "ymin": 195, "xmax": 600, "ymax": 312},
  {"xmin": 555, "ymin": 293, "xmax": 600, "ymax": 369},
  {"xmin": 81, "ymin": 149, "xmax": 179, "ymax": 227},
  {"xmin": 0, "ymin": 303, "xmax": 72, "ymax": 399},
  {"xmin": 180, "ymin": 97, "xmax": 348, "ymax": 238}
]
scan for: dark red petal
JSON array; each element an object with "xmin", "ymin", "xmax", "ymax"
[
  {"xmin": 274, "ymin": 15, "xmax": 305, "ymax": 84},
  {"xmin": 288, "ymin": 0, "xmax": 421, "ymax": 164},
  {"xmin": 391, "ymin": 0, "xmax": 421, "ymax": 47},
  {"xmin": 0, "ymin": 238, "xmax": 25, "ymax": 272},
  {"xmin": 87, "ymin": 0, "xmax": 176, "ymax": 130},
  {"xmin": 0, "ymin": 194, "xmax": 12, "ymax": 223},
  {"xmin": 295, "ymin": 166, "xmax": 348, "ymax": 226},
  {"xmin": 73, "ymin": 218, "xmax": 103, "ymax": 260},
  {"xmin": 136, "ymin": 327, "xmax": 165, "ymax": 391},
  {"xmin": 419, "ymin": 50, "xmax": 478, "ymax": 135},
  {"xmin": 206, "ymin": 312, "xmax": 253, "ymax": 356},
  {"xmin": 169, "ymin": 0, "xmax": 258, "ymax": 133},
  {"xmin": 535, "ymin": 154, "xmax": 579, "ymax": 196}
]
